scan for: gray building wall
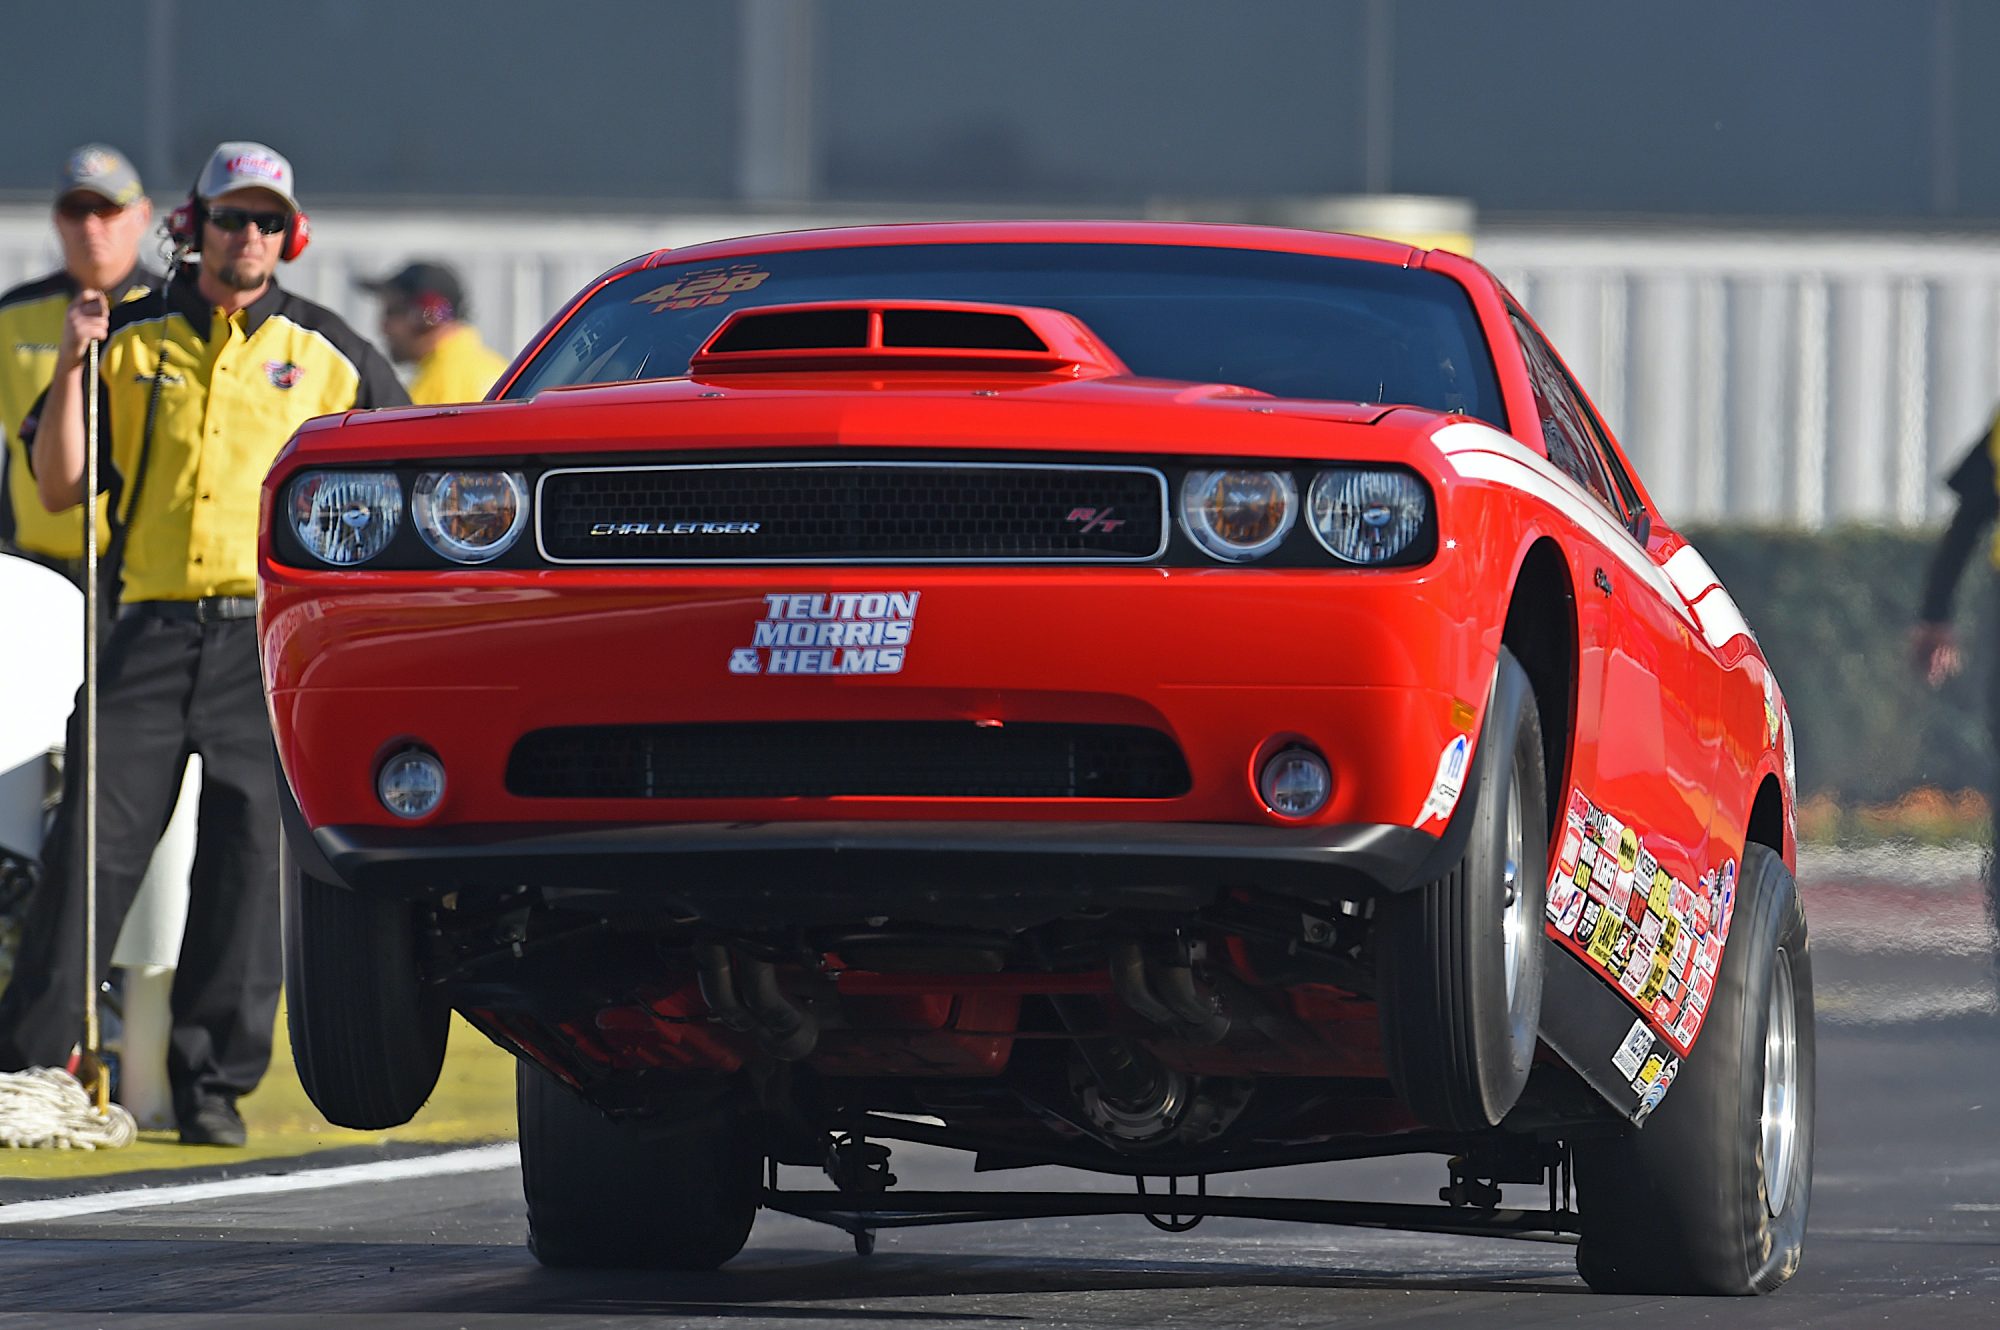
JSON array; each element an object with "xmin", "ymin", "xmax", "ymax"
[{"xmin": 0, "ymin": 0, "xmax": 1985, "ymax": 222}]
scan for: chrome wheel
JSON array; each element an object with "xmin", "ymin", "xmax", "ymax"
[
  {"xmin": 1762, "ymin": 948, "xmax": 1799, "ymax": 1215},
  {"xmin": 1501, "ymin": 760, "xmax": 1530, "ymax": 1013}
]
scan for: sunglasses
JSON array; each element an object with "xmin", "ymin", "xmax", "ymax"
[
  {"xmin": 56, "ymin": 197, "xmax": 127, "ymax": 221},
  {"xmin": 207, "ymin": 207, "xmax": 291, "ymax": 236}
]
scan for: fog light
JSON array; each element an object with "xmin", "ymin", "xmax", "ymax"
[
  {"xmin": 377, "ymin": 748, "xmax": 446, "ymax": 820},
  {"xmin": 1258, "ymin": 748, "xmax": 1331, "ymax": 819}
]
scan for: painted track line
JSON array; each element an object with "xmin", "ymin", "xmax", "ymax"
[{"xmin": 0, "ymin": 1142, "xmax": 518, "ymax": 1225}]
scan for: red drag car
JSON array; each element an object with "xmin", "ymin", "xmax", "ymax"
[{"xmin": 261, "ymin": 222, "xmax": 1811, "ymax": 1293}]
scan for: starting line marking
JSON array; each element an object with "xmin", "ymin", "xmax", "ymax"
[{"xmin": 0, "ymin": 1142, "xmax": 519, "ymax": 1226}]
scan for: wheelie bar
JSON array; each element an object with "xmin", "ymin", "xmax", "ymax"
[{"xmin": 761, "ymin": 1186, "xmax": 1583, "ymax": 1244}]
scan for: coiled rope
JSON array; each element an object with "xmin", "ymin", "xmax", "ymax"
[{"xmin": 0, "ymin": 1067, "xmax": 136, "ymax": 1150}]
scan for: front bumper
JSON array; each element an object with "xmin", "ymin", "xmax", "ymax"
[
  {"xmin": 300, "ymin": 811, "xmax": 1473, "ymax": 929},
  {"xmin": 262, "ymin": 566, "xmax": 1494, "ymax": 838}
]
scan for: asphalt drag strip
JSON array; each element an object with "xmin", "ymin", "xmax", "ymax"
[{"xmin": 0, "ymin": 844, "xmax": 1992, "ymax": 1327}]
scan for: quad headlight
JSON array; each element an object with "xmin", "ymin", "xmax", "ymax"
[
  {"xmin": 288, "ymin": 471, "xmax": 403, "ymax": 566},
  {"xmin": 413, "ymin": 470, "xmax": 529, "ymax": 563},
  {"xmin": 1307, "ymin": 468, "xmax": 1429, "ymax": 565},
  {"xmin": 1180, "ymin": 468, "xmax": 1297, "ymax": 562}
]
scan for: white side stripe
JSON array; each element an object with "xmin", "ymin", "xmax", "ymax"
[
  {"xmin": 1661, "ymin": 543, "xmax": 1720, "ymax": 602},
  {"xmin": 1432, "ymin": 421, "xmax": 1754, "ymax": 651},
  {"xmin": 1429, "ymin": 423, "xmax": 1683, "ymax": 609},
  {"xmin": 0, "ymin": 1142, "xmax": 518, "ymax": 1225},
  {"xmin": 1663, "ymin": 544, "xmax": 1754, "ymax": 651},
  {"xmin": 1686, "ymin": 584, "xmax": 1753, "ymax": 653}
]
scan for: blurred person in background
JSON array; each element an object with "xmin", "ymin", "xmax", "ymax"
[
  {"xmin": 0, "ymin": 145, "xmax": 158, "ymax": 586},
  {"xmin": 1914, "ymin": 420, "xmax": 1999, "ymax": 695},
  {"xmin": 359, "ymin": 260, "xmax": 507, "ymax": 404},
  {"xmin": 0, "ymin": 141, "xmax": 407, "ymax": 1147},
  {"xmin": 1916, "ymin": 415, "xmax": 2000, "ymax": 923}
]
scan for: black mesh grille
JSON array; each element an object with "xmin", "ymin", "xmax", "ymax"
[
  {"xmin": 537, "ymin": 464, "xmax": 1164, "ymax": 562},
  {"xmin": 506, "ymin": 722, "xmax": 1191, "ymax": 799}
]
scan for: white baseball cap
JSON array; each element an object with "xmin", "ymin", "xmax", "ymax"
[{"xmin": 195, "ymin": 141, "xmax": 299, "ymax": 212}]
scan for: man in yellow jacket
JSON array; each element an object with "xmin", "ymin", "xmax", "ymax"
[
  {"xmin": 0, "ymin": 141, "xmax": 408, "ymax": 1147},
  {"xmin": 0, "ymin": 145, "xmax": 158, "ymax": 583},
  {"xmin": 359, "ymin": 260, "xmax": 508, "ymax": 404}
]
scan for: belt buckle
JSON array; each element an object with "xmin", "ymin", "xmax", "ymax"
[{"xmin": 195, "ymin": 597, "xmax": 215, "ymax": 625}]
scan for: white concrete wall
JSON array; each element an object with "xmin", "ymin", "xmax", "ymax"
[
  {"xmin": 1483, "ymin": 229, "xmax": 2000, "ymax": 528},
  {"xmin": 6, "ymin": 205, "xmax": 1993, "ymax": 529}
]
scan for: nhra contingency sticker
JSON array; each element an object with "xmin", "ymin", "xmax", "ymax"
[
  {"xmin": 729, "ymin": 592, "xmax": 918, "ymax": 677},
  {"xmin": 1416, "ymin": 734, "xmax": 1470, "ymax": 827},
  {"xmin": 1545, "ymin": 785, "xmax": 1737, "ymax": 1058}
]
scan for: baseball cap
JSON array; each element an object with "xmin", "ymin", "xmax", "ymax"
[
  {"xmin": 57, "ymin": 143, "xmax": 145, "ymax": 207},
  {"xmin": 357, "ymin": 261, "xmax": 469, "ymax": 316},
  {"xmin": 195, "ymin": 141, "xmax": 299, "ymax": 212}
]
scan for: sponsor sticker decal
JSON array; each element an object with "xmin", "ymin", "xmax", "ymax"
[
  {"xmin": 1636, "ymin": 1056, "xmax": 1681, "ymax": 1122},
  {"xmin": 1416, "ymin": 734, "xmax": 1470, "ymax": 827},
  {"xmin": 1618, "ymin": 946, "xmax": 1651, "ymax": 998},
  {"xmin": 1587, "ymin": 909, "xmax": 1624, "ymax": 966},
  {"xmin": 1556, "ymin": 826, "xmax": 1582, "ymax": 880},
  {"xmin": 1648, "ymin": 867, "xmax": 1673, "ymax": 919},
  {"xmin": 1547, "ymin": 873, "xmax": 1588, "ymax": 936},
  {"xmin": 729, "ymin": 591, "xmax": 918, "ymax": 677},
  {"xmin": 1545, "ymin": 785, "xmax": 1739, "ymax": 1059},
  {"xmin": 1612, "ymin": 1018, "xmax": 1653, "ymax": 1081}
]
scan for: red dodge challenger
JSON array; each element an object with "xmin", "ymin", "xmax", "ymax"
[{"xmin": 260, "ymin": 222, "xmax": 1811, "ymax": 1293}]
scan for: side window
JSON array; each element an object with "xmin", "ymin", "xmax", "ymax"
[
  {"xmin": 1550, "ymin": 352, "xmax": 1646, "ymax": 530},
  {"xmin": 1509, "ymin": 313, "xmax": 1624, "ymax": 519}
]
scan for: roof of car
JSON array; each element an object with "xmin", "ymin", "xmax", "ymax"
[{"xmin": 633, "ymin": 220, "xmax": 1426, "ymax": 272}]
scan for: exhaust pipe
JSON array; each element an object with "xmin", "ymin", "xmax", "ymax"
[
  {"xmin": 1110, "ymin": 941, "xmax": 1229, "ymax": 1045},
  {"xmin": 736, "ymin": 955, "xmax": 819, "ymax": 1060},
  {"xmin": 694, "ymin": 940, "xmax": 818, "ymax": 1060}
]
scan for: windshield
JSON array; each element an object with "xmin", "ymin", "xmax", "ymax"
[{"xmin": 505, "ymin": 242, "xmax": 1505, "ymax": 426}]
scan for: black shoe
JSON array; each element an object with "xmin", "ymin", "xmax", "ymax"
[{"xmin": 178, "ymin": 1098, "xmax": 246, "ymax": 1147}]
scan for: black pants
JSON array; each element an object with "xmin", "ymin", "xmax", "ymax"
[{"xmin": 0, "ymin": 608, "xmax": 281, "ymax": 1117}]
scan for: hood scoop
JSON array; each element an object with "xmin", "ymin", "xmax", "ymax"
[{"xmin": 689, "ymin": 300, "xmax": 1130, "ymax": 378}]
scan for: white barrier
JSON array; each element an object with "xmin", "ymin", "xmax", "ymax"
[
  {"xmin": 2, "ymin": 208, "xmax": 1991, "ymax": 528},
  {"xmin": 291, "ymin": 211, "xmax": 2000, "ymax": 529},
  {"xmin": 0, "ymin": 552, "xmax": 197, "ymax": 1128}
]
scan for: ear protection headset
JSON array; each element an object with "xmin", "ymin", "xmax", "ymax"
[{"xmin": 165, "ymin": 183, "xmax": 310, "ymax": 261}]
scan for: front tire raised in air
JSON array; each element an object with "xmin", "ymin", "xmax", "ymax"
[
  {"xmin": 281, "ymin": 835, "xmax": 448, "ymax": 1129},
  {"xmin": 1378, "ymin": 646, "xmax": 1549, "ymax": 1131}
]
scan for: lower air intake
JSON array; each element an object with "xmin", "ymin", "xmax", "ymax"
[{"xmin": 506, "ymin": 721, "xmax": 1192, "ymax": 800}]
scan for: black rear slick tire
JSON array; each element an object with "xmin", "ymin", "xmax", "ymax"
[
  {"xmin": 1574, "ymin": 842, "xmax": 1815, "ymax": 1295},
  {"xmin": 518, "ymin": 1060, "xmax": 761, "ymax": 1270}
]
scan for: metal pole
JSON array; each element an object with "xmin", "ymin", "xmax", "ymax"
[
  {"xmin": 143, "ymin": 0, "xmax": 177, "ymax": 195},
  {"xmin": 1932, "ymin": 0, "xmax": 1958, "ymax": 217},
  {"xmin": 79, "ymin": 336, "xmax": 106, "ymax": 1115},
  {"xmin": 737, "ymin": 0, "xmax": 817, "ymax": 204},
  {"xmin": 1362, "ymin": 0, "xmax": 1393, "ymax": 195}
]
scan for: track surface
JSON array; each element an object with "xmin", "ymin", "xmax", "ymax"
[{"xmin": 2, "ymin": 851, "xmax": 1996, "ymax": 1328}]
